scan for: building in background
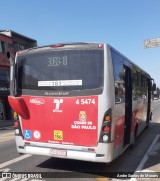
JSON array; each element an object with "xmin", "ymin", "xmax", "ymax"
[{"xmin": 0, "ymin": 30, "xmax": 37, "ymax": 121}]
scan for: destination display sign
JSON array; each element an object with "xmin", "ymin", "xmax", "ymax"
[{"xmin": 144, "ymin": 38, "xmax": 160, "ymax": 48}]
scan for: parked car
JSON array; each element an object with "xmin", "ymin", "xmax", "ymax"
[{"xmin": 154, "ymin": 95, "xmax": 159, "ymax": 100}]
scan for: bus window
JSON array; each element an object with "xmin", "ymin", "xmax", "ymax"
[
  {"xmin": 17, "ymin": 50, "xmax": 104, "ymax": 92},
  {"xmin": 111, "ymin": 50, "xmax": 125, "ymax": 104}
]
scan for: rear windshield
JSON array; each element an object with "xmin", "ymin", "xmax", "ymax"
[{"xmin": 17, "ymin": 49, "xmax": 104, "ymax": 91}]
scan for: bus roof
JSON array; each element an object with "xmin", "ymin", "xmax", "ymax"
[
  {"xmin": 16, "ymin": 42, "xmax": 151, "ymax": 79},
  {"xmin": 18, "ymin": 42, "xmax": 102, "ymax": 54}
]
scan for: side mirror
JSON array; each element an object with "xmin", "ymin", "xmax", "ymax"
[
  {"xmin": 7, "ymin": 51, "xmax": 15, "ymax": 66},
  {"xmin": 152, "ymin": 83, "xmax": 156, "ymax": 91},
  {"xmin": 7, "ymin": 51, "xmax": 15, "ymax": 96},
  {"xmin": 7, "ymin": 51, "xmax": 11, "ymax": 59}
]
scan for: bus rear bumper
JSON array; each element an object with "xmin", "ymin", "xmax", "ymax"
[
  {"xmin": 16, "ymin": 137, "xmax": 114, "ymax": 163},
  {"xmin": 23, "ymin": 145, "xmax": 111, "ymax": 163}
]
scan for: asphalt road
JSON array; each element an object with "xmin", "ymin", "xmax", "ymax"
[{"xmin": 0, "ymin": 100, "xmax": 160, "ymax": 181}]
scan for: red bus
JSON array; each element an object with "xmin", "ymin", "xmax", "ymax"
[{"xmin": 8, "ymin": 43, "xmax": 155, "ymax": 163}]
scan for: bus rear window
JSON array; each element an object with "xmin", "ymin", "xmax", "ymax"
[{"xmin": 17, "ymin": 49, "xmax": 104, "ymax": 91}]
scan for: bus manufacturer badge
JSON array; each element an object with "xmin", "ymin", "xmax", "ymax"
[
  {"xmin": 29, "ymin": 98, "xmax": 45, "ymax": 105},
  {"xmin": 79, "ymin": 111, "xmax": 87, "ymax": 122}
]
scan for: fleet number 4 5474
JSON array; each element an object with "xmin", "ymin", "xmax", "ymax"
[{"xmin": 76, "ymin": 99, "xmax": 95, "ymax": 105}]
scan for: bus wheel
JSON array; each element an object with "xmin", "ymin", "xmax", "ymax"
[
  {"xmin": 150, "ymin": 112, "xmax": 153, "ymax": 121},
  {"xmin": 146, "ymin": 120, "xmax": 150, "ymax": 129},
  {"xmin": 130, "ymin": 133, "xmax": 136, "ymax": 149},
  {"xmin": 146, "ymin": 112, "xmax": 152, "ymax": 129},
  {"xmin": 130, "ymin": 128, "xmax": 137, "ymax": 149},
  {"xmin": 18, "ymin": 153, "xmax": 24, "ymax": 155}
]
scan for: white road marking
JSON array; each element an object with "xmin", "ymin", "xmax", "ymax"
[
  {"xmin": 0, "ymin": 148, "xmax": 45, "ymax": 181},
  {"xmin": 0, "ymin": 132, "xmax": 15, "ymax": 143},
  {"xmin": 0, "ymin": 126, "xmax": 14, "ymax": 130},
  {"xmin": 130, "ymin": 134, "xmax": 160, "ymax": 181},
  {"xmin": 0, "ymin": 138, "xmax": 14, "ymax": 143},
  {"xmin": 0, "ymin": 132, "xmax": 15, "ymax": 137},
  {"xmin": 0, "ymin": 154, "xmax": 31, "ymax": 169},
  {"xmin": 135, "ymin": 134, "xmax": 160, "ymax": 171}
]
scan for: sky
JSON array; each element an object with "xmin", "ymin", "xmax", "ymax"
[{"xmin": 1, "ymin": 0, "xmax": 160, "ymax": 86}]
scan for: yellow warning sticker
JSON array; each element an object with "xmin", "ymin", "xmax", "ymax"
[{"xmin": 54, "ymin": 130, "xmax": 63, "ymax": 140}]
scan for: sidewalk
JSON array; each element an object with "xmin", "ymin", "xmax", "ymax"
[
  {"xmin": 0, "ymin": 120, "xmax": 14, "ymax": 128},
  {"xmin": 112, "ymin": 134, "xmax": 160, "ymax": 181},
  {"xmin": 136, "ymin": 134, "xmax": 160, "ymax": 179},
  {"xmin": 129, "ymin": 134, "xmax": 160, "ymax": 181}
]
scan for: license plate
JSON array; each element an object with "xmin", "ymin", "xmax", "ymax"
[{"xmin": 49, "ymin": 148, "xmax": 67, "ymax": 157}]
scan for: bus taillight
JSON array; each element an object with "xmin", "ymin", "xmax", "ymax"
[
  {"xmin": 13, "ymin": 111, "xmax": 23, "ymax": 137},
  {"xmin": 103, "ymin": 135, "xmax": 109, "ymax": 142},
  {"xmin": 14, "ymin": 111, "xmax": 18, "ymax": 119},
  {"xmin": 17, "ymin": 51, "xmax": 22, "ymax": 56},
  {"xmin": 104, "ymin": 115, "xmax": 110, "ymax": 122},
  {"xmin": 99, "ymin": 108, "xmax": 112, "ymax": 143},
  {"xmin": 103, "ymin": 126, "xmax": 110, "ymax": 133},
  {"xmin": 14, "ymin": 121, "xmax": 19, "ymax": 127},
  {"xmin": 88, "ymin": 148, "xmax": 95, "ymax": 152},
  {"xmin": 15, "ymin": 129, "xmax": 20, "ymax": 135},
  {"xmin": 51, "ymin": 44, "xmax": 64, "ymax": 48},
  {"xmin": 98, "ymin": 44, "xmax": 103, "ymax": 48}
]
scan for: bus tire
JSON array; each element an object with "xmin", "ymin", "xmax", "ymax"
[
  {"xmin": 150, "ymin": 112, "xmax": 153, "ymax": 121},
  {"xmin": 130, "ymin": 133, "xmax": 136, "ymax": 149},
  {"xmin": 18, "ymin": 153, "xmax": 24, "ymax": 155},
  {"xmin": 146, "ymin": 112, "xmax": 152, "ymax": 129},
  {"xmin": 130, "ymin": 126, "xmax": 137, "ymax": 149},
  {"xmin": 146, "ymin": 120, "xmax": 150, "ymax": 129}
]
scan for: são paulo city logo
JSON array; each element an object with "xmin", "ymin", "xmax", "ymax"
[{"xmin": 71, "ymin": 111, "xmax": 96, "ymax": 130}]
